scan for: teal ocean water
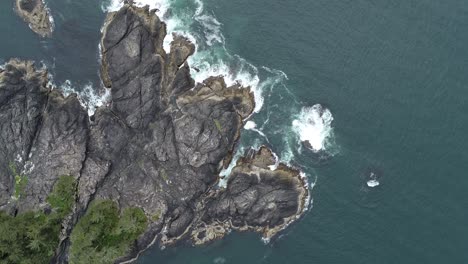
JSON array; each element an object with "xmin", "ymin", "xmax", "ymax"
[{"xmin": 1, "ymin": 0, "xmax": 468, "ymax": 263}]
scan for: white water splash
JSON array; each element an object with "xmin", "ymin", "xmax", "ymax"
[
  {"xmin": 99, "ymin": 1, "xmax": 318, "ymax": 201},
  {"xmin": 101, "ymin": 0, "xmax": 170, "ymax": 16},
  {"xmin": 244, "ymin": 120, "xmax": 268, "ymax": 141},
  {"xmin": 59, "ymin": 80, "xmax": 111, "ymax": 116},
  {"xmin": 292, "ymin": 104, "xmax": 334, "ymax": 152},
  {"xmin": 218, "ymin": 145, "xmax": 244, "ymax": 188},
  {"xmin": 367, "ymin": 172, "xmax": 380, "ymax": 187},
  {"xmin": 101, "ymin": 0, "xmax": 267, "ymax": 113}
]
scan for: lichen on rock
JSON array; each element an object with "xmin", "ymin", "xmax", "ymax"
[{"xmin": 0, "ymin": 3, "xmax": 309, "ymax": 263}]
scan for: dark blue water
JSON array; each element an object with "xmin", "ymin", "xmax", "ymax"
[
  {"xmin": 1, "ymin": 0, "xmax": 468, "ymax": 263},
  {"xmin": 0, "ymin": 0, "xmax": 104, "ymax": 86}
]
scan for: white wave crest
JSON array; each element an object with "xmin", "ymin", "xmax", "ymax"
[
  {"xmin": 101, "ymin": 0, "xmax": 170, "ymax": 15},
  {"xmin": 101, "ymin": 0, "xmax": 124, "ymax": 12},
  {"xmin": 100, "ymin": 0, "xmax": 269, "ymax": 114},
  {"xmin": 292, "ymin": 104, "xmax": 334, "ymax": 152},
  {"xmin": 60, "ymin": 80, "xmax": 111, "ymax": 116},
  {"xmin": 189, "ymin": 52, "xmax": 264, "ymax": 113}
]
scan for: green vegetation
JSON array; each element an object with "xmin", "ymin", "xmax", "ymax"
[
  {"xmin": 0, "ymin": 176, "xmax": 77, "ymax": 264},
  {"xmin": 9, "ymin": 162, "xmax": 28, "ymax": 200},
  {"xmin": 160, "ymin": 168, "xmax": 169, "ymax": 182},
  {"xmin": 47, "ymin": 175, "xmax": 77, "ymax": 217},
  {"xmin": 151, "ymin": 209, "xmax": 162, "ymax": 222},
  {"xmin": 69, "ymin": 200, "xmax": 147, "ymax": 264},
  {"xmin": 213, "ymin": 119, "xmax": 223, "ymax": 133}
]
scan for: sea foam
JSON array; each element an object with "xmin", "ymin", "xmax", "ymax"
[
  {"xmin": 244, "ymin": 120, "xmax": 268, "ymax": 141},
  {"xmin": 100, "ymin": 0, "xmax": 315, "ymax": 189},
  {"xmin": 292, "ymin": 104, "xmax": 334, "ymax": 153},
  {"xmin": 59, "ymin": 80, "xmax": 111, "ymax": 116},
  {"xmin": 101, "ymin": 0, "xmax": 267, "ymax": 114},
  {"xmin": 367, "ymin": 172, "xmax": 380, "ymax": 187},
  {"xmin": 102, "ymin": 0, "xmax": 170, "ymax": 18}
]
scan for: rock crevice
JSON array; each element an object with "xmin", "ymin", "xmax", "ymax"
[{"xmin": 0, "ymin": 4, "xmax": 309, "ymax": 263}]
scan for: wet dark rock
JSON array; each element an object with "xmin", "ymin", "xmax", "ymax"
[
  {"xmin": 0, "ymin": 4, "xmax": 308, "ymax": 263},
  {"xmin": 0, "ymin": 60, "xmax": 88, "ymax": 215},
  {"xmin": 15, "ymin": 0, "xmax": 53, "ymax": 37},
  {"xmin": 191, "ymin": 147, "xmax": 308, "ymax": 245}
]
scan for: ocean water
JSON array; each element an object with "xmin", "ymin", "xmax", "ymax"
[{"xmin": 1, "ymin": 0, "xmax": 468, "ymax": 263}]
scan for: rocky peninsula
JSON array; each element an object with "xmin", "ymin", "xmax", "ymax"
[
  {"xmin": 15, "ymin": 0, "xmax": 53, "ymax": 37},
  {"xmin": 0, "ymin": 3, "xmax": 308, "ymax": 263}
]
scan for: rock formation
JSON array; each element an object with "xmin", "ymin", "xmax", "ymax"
[
  {"xmin": 0, "ymin": 3, "xmax": 308, "ymax": 263},
  {"xmin": 15, "ymin": 0, "xmax": 53, "ymax": 37}
]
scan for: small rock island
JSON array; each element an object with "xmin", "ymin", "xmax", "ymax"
[
  {"xmin": 15, "ymin": 0, "xmax": 53, "ymax": 37},
  {"xmin": 0, "ymin": 3, "xmax": 309, "ymax": 263}
]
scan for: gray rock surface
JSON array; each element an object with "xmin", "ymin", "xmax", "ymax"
[
  {"xmin": 15, "ymin": 0, "xmax": 53, "ymax": 37},
  {"xmin": 0, "ymin": 3, "xmax": 309, "ymax": 263}
]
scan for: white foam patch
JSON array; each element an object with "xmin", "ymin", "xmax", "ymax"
[
  {"xmin": 101, "ymin": 0, "xmax": 124, "ymax": 12},
  {"xmin": 37, "ymin": 0, "xmax": 55, "ymax": 33},
  {"xmin": 213, "ymin": 257, "xmax": 226, "ymax": 264},
  {"xmin": 218, "ymin": 146, "xmax": 244, "ymax": 188},
  {"xmin": 244, "ymin": 120, "xmax": 268, "ymax": 141},
  {"xmin": 367, "ymin": 172, "xmax": 380, "ymax": 187},
  {"xmin": 367, "ymin": 179, "xmax": 380, "ymax": 188},
  {"xmin": 267, "ymin": 150, "xmax": 279, "ymax": 171},
  {"xmin": 188, "ymin": 53, "xmax": 263, "ymax": 113},
  {"xmin": 195, "ymin": 14, "xmax": 225, "ymax": 46},
  {"xmin": 100, "ymin": 0, "xmax": 267, "ymax": 113},
  {"xmin": 300, "ymin": 171, "xmax": 313, "ymax": 211},
  {"xmin": 292, "ymin": 104, "xmax": 334, "ymax": 152},
  {"xmin": 244, "ymin": 120, "xmax": 256, "ymax": 130},
  {"xmin": 102, "ymin": 0, "xmax": 169, "ymax": 14},
  {"xmin": 59, "ymin": 80, "xmax": 111, "ymax": 116}
]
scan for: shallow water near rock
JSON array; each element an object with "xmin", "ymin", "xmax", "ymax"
[{"xmin": 1, "ymin": 0, "xmax": 468, "ymax": 263}]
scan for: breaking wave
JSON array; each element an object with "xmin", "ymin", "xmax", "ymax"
[
  {"xmin": 47, "ymin": 78, "xmax": 110, "ymax": 116},
  {"xmin": 101, "ymin": 0, "xmax": 277, "ymax": 114},
  {"xmin": 59, "ymin": 80, "xmax": 111, "ymax": 116},
  {"xmin": 99, "ymin": 1, "xmax": 337, "ymax": 203},
  {"xmin": 292, "ymin": 104, "xmax": 335, "ymax": 153}
]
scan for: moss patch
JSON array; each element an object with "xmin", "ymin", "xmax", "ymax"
[
  {"xmin": 213, "ymin": 119, "xmax": 223, "ymax": 133},
  {"xmin": 151, "ymin": 209, "xmax": 162, "ymax": 222},
  {"xmin": 9, "ymin": 162, "xmax": 28, "ymax": 200},
  {"xmin": 160, "ymin": 168, "xmax": 169, "ymax": 182},
  {"xmin": 69, "ymin": 200, "xmax": 147, "ymax": 264}
]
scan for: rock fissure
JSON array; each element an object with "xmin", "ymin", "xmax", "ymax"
[{"xmin": 0, "ymin": 3, "xmax": 309, "ymax": 264}]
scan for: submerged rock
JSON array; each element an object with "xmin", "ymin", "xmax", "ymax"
[
  {"xmin": 0, "ymin": 3, "xmax": 309, "ymax": 263},
  {"xmin": 15, "ymin": 0, "xmax": 54, "ymax": 37}
]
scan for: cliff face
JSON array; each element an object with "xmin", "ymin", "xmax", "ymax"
[{"xmin": 0, "ymin": 4, "xmax": 308, "ymax": 263}]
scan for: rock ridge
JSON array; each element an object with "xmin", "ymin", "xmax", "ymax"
[{"xmin": 0, "ymin": 3, "xmax": 309, "ymax": 263}]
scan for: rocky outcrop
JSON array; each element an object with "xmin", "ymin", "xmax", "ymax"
[
  {"xmin": 0, "ymin": 60, "xmax": 87, "ymax": 215},
  {"xmin": 0, "ymin": 3, "xmax": 309, "ymax": 263},
  {"xmin": 190, "ymin": 147, "xmax": 309, "ymax": 245},
  {"xmin": 15, "ymin": 0, "xmax": 53, "ymax": 37}
]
